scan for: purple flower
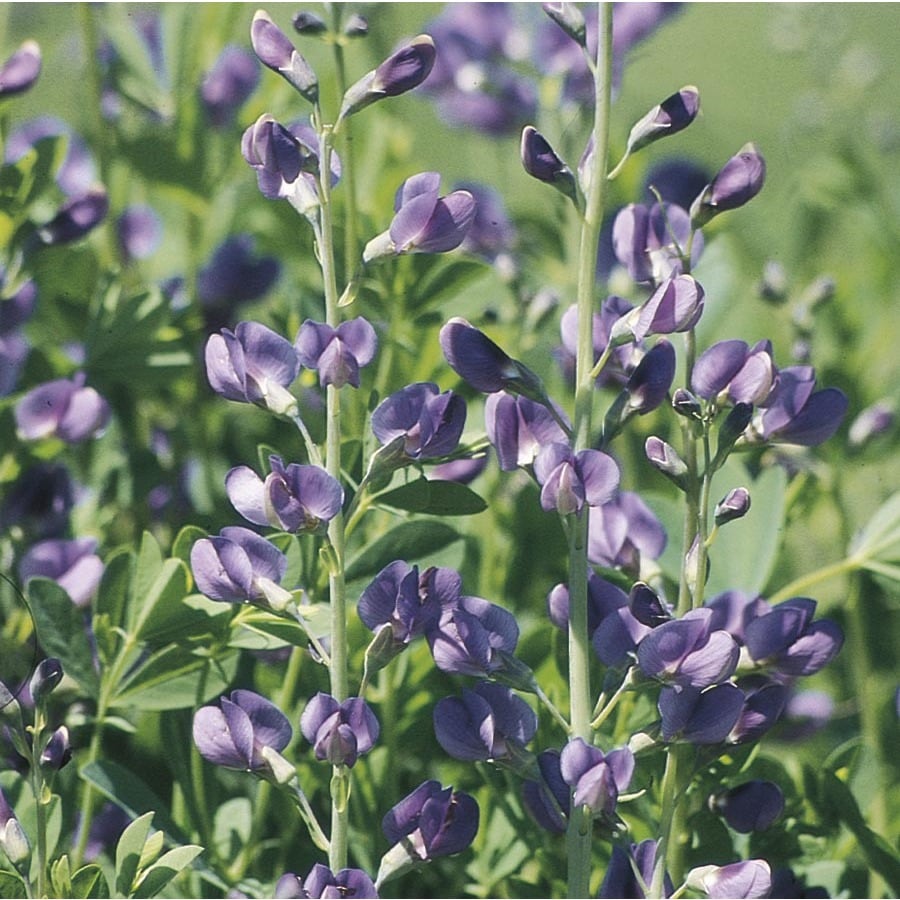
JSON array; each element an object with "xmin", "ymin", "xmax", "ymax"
[
  {"xmin": 728, "ymin": 677, "xmax": 788, "ymax": 744},
  {"xmin": 610, "ymin": 274, "xmax": 705, "ymax": 344},
  {"xmin": 637, "ymin": 608, "xmax": 739, "ymax": 688},
  {"xmin": 371, "ymin": 382, "xmax": 466, "ymax": 460},
  {"xmin": 521, "ymin": 749, "xmax": 569, "ymax": 834},
  {"xmin": 201, "ymin": 45, "xmax": 259, "ymax": 127},
  {"xmin": 454, "ymin": 181, "xmax": 517, "ymax": 268},
  {"xmin": 38, "ymin": 188, "xmax": 109, "ymax": 245},
  {"xmin": 485, "ymin": 392, "xmax": 569, "ymax": 470},
  {"xmin": 0, "ymin": 332, "xmax": 29, "ymax": 397},
  {"xmin": 520, "ymin": 126, "xmax": 578, "ymax": 203},
  {"xmin": 39, "ymin": 725, "xmax": 71, "ymax": 772},
  {"xmin": 612, "ymin": 201, "xmax": 702, "ymax": 284},
  {"xmin": 427, "ymin": 594, "xmax": 519, "ymax": 677},
  {"xmin": 433, "ymin": 681, "xmax": 537, "ymax": 762},
  {"xmin": 15, "ymin": 373, "xmax": 110, "ymax": 444},
  {"xmin": 0, "ymin": 462, "xmax": 74, "ymax": 538},
  {"xmin": 226, "ymin": 455, "xmax": 343, "ymax": 533},
  {"xmin": 592, "ymin": 604, "xmax": 653, "ymax": 669},
  {"xmin": 205, "ymin": 321, "xmax": 299, "ymax": 414},
  {"xmin": 251, "ymin": 10, "xmax": 317, "ymax": 101},
  {"xmin": 743, "ymin": 598, "xmax": 843, "ymax": 677},
  {"xmin": 692, "ymin": 339, "xmax": 775, "ymax": 406},
  {"xmin": 364, "ymin": 173, "xmax": 476, "ymax": 261},
  {"xmin": 5, "ymin": 116, "xmax": 96, "ymax": 196},
  {"xmin": 691, "ymin": 143, "xmax": 767, "ymax": 226},
  {"xmin": 0, "ymin": 277, "xmax": 36, "ymax": 334},
  {"xmin": 624, "ymin": 86, "xmax": 700, "ymax": 156},
  {"xmin": 559, "ymin": 737, "xmax": 634, "ymax": 817},
  {"xmin": 300, "ymin": 692, "xmax": 379, "ymax": 767},
  {"xmin": 192, "ymin": 689, "xmax": 292, "ymax": 772},
  {"xmin": 714, "ymin": 487, "xmax": 751, "ymax": 526},
  {"xmin": 292, "ymin": 864, "xmax": 378, "ymax": 898},
  {"xmin": 588, "ymin": 491, "xmax": 667, "ymax": 571},
  {"xmin": 714, "ymin": 780, "xmax": 785, "ymax": 833},
  {"xmin": 382, "ymin": 780, "xmax": 479, "ymax": 862},
  {"xmin": 547, "ymin": 571, "xmax": 629, "ymax": 635},
  {"xmin": 116, "ymin": 205, "xmax": 162, "ymax": 262},
  {"xmin": 339, "ymin": 35, "xmax": 436, "ymax": 120},
  {"xmin": 295, "ymin": 317, "xmax": 377, "ymax": 389},
  {"xmin": 429, "ymin": 456, "xmax": 488, "ymax": 484},
  {"xmin": 645, "ymin": 435, "xmax": 688, "ymax": 487},
  {"xmin": 0, "ymin": 39, "xmax": 41, "ymax": 97},
  {"xmin": 599, "ymin": 839, "xmax": 672, "ymax": 898},
  {"xmin": 658, "ymin": 682, "xmax": 745, "ymax": 744},
  {"xmin": 190, "ymin": 526, "xmax": 289, "ymax": 608},
  {"xmin": 848, "ymin": 400, "xmax": 894, "ymax": 448},
  {"xmin": 18, "ymin": 538, "xmax": 104, "ymax": 608},
  {"xmin": 533, "ymin": 443, "xmax": 620, "ymax": 515},
  {"xmin": 619, "ymin": 339, "xmax": 677, "ymax": 416},
  {"xmin": 688, "ymin": 859, "xmax": 772, "ymax": 899}
]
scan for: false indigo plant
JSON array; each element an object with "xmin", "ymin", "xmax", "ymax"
[{"xmin": 0, "ymin": 6, "xmax": 894, "ymax": 900}]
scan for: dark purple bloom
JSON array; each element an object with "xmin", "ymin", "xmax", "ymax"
[
  {"xmin": 5, "ymin": 116, "xmax": 96, "ymax": 196},
  {"xmin": 226, "ymin": 455, "xmax": 343, "ymax": 533},
  {"xmin": 692, "ymin": 339, "xmax": 775, "ymax": 406},
  {"xmin": 28, "ymin": 658, "xmax": 63, "ymax": 703},
  {"xmin": 427, "ymin": 594, "xmax": 519, "ymax": 677},
  {"xmin": 251, "ymin": 10, "xmax": 318, "ymax": 101},
  {"xmin": 190, "ymin": 526, "xmax": 289, "ymax": 608},
  {"xmin": 440, "ymin": 317, "xmax": 518, "ymax": 393},
  {"xmin": 340, "ymin": 35, "xmax": 436, "ymax": 120},
  {"xmin": 116, "ymin": 205, "xmax": 162, "ymax": 261},
  {"xmin": 520, "ymin": 126, "xmax": 577, "ymax": 203},
  {"xmin": 592, "ymin": 603, "xmax": 653, "ymax": 669},
  {"xmin": 547, "ymin": 572, "xmax": 629, "ymax": 635},
  {"xmin": 0, "ymin": 332, "xmax": 29, "ymax": 397},
  {"xmin": 485, "ymin": 392, "xmax": 569, "ymax": 470},
  {"xmin": 743, "ymin": 598, "xmax": 843, "ymax": 677},
  {"xmin": 433, "ymin": 681, "xmax": 537, "ymax": 762},
  {"xmin": 295, "ymin": 317, "xmax": 377, "ymax": 389},
  {"xmin": 688, "ymin": 859, "xmax": 772, "ymax": 899},
  {"xmin": 192, "ymin": 689, "xmax": 292, "ymax": 772},
  {"xmin": 300, "ymin": 693, "xmax": 379, "ymax": 768},
  {"xmin": 533, "ymin": 443, "xmax": 620, "ymax": 515},
  {"xmin": 620, "ymin": 339, "xmax": 677, "ymax": 416},
  {"xmin": 714, "ymin": 780, "xmax": 785, "ymax": 833},
  {"xmin": 704, "ymin": 589, "xmax": 768, "ymax": 643},
  {"xmin": 714, "ymin": 487, "xmax": 751, "ymax": 526},
  {"xmin": 521, "ymin": 749, "xmax": 569, "ymax": 833},
  {"xmin": 201, "ymin": 45, "xmax": 259, "ymax": 127},
  {"xmin": 624, "ymin": 86, "xmax": 700, "ymax": 156},
  {"xmin": 38, "ymin": 188, "xmax": 109, "ymax": 245},
  {"xmin": 559, "ymin": 737, "xmax": 634, "ymax": 816},
  {"xmin": 371, "ymin": 382, "xmax": 466, "ymax": 460},
  {"xmin": 588, "ymin": 491, "xmax": 667, "ymax": 571},
  {"xmin": 728, "ymin": 677, "xmax": 789, "ymax": 744},
  {"xmin": 599, "ymin": 839, "xmax": 672, "ymax": 898},
  {"xmin": 0, "ymin": 39, "xmax": 41, "ymax": 97},
  {"xmin": 0, "ymin": 462, "xmax": 75, "ymax": 538},
  {"xmin": 637, "ymin": 608, "xmax": 739, "ymax": 688},
  {"xmin": 658, "ymin": 682, "xmax": 745, "ymax": 744},
  {"xmin": 612, "ymin": 202, "xmax": 702, "ymax": 284},
  {"xmin": 19, "ymin": 538, "xmax": 104, "ymax": 608},
  {"xmin": 630, "ymin": 582, "xmax": 674, "ymax": 627},
  {"xmin": 611, "ymin": 274, "xmax": 705, "ymax": 344},
  {"xmin": 39, "ymin": 725, "xmax": 71, "ymax": 772},
  {"xmin": 205, "ymin": 321, "xmax": 299, "ymax": 414},
  {"xmin": 382, "ymin": 780, "xmax": 479, "ymax": 861},
  {"xmin": 359, "ymin": 563, "xmax": 457, "ymax": 648},
  {"xmin": 15, "ymin": 373, "xmax": 110, "ymax": 444},
  {"xmin": 364, "ymin": 173, "xmax": 476, "ymax": 261},
  {"xmin": 295, "ymin": 864, "xmax": 377, "ymax": 898},
  {"xmin": 691, "ymin": 143, "xmax": 767, "ymax": 226}
]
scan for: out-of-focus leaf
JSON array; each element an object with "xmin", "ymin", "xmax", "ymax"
[
  {"xmin": 377, "ymin": 479, "xmax": 488, "ymax": 516},
  {"xmin": 407, "ymin": 256, "xmax": 490, "ymax": 313},
  {"xmin": 849, "ymin": 490, "xmax": 900, "ymax": 578},
  {"xmin": 345, "ymin": 520, "xmax": 462, "ymax": 582},
  {"xmin": 0, "ymin": 872, "xmax": 26, "ymax": 898},
  {"xmin": 28, "ymin": 577, "xmax": 99, "ymax": 696}
]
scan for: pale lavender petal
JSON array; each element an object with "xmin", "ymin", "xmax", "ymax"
[
  {"xmin": 221, "ymin": 525, "xmax": 287, "ymax": 584},
  {"xmin": 225, "ymin": 466, "xmax": 270, "ymax": 526},
  {"xmin": 577, "ymin": 449, "xmax": 620, "ymax": 506},
  {"xmin": 295, "ymin": 320, "xmax": 335, "ymax": 368},
  {"xmin": 300, "ymin": 692, "xmax": 340, "ymax": 743},
  {"xmin": 692, "ymin": 340, "xmax": 749, "ymax": 399},
  {"xmin": 220, "ymin": 697, "xmax": 256, "ymax": 766},
  {"xmin": 233, "ymin": 689, "xmax": 292, "ymax": 752},
  {"xmin": 335, "ymin": 317, "xmax": 378, "ymax": 367},
  {"xmin": 193, "ymin": 706, "xmax": 245, "ymax": 768}
]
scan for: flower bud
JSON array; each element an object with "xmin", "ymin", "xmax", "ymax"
[
  {"xmin": 291, "ymin": 11, "xmax": 327, "ymax": 34},
  {"xmin": 672, "ymin": 388, "xmax": 702, "ymax": 419},
  {"xmin": 343, "ymin": 14, "xmax": 369, "ymax": 38},
  {"xmin": 40, "ymin": 725, "xmax": 72, "ymax": 773},
  {"xmin": 714, "ymin": 487, "xmax": 751, "ymax": 527},
  {"xmin": 0, "ymin": 39, "xmax": 41, "ymax": 98},
  {"xmin": 251, "ymin": 10, "xmax": 318, "ymax": 102},
  {"xmin": 625, "ymin": 86, "xmax": 700, "ymax": 157},
  {"xmin": 712, "ymin": 780, "xmax": 784, "ymax": 833},
  {"xmin": 691, "ymin": 143, "xmax": 766, "ymax": 226},
  {"xmin": 0, "ymin": 789, "xmax": 29, "ymax": 868},
  {"xmin": 848, "ymin": 400, "xmax": 894, "ymax": 448},
  {"xmin": 645, "ymin": 436, "xmax": 688, "ymax": 489},
  {"xmin": 542, "ymin": 3, "xmax": 586, "ymax": 46},
  {"xmin": 521, "ymin": 126, "xmax": 579, "ymax": 205},
  {"xmin": 38, "ymin": 188, "xmax": 109, "ymax": 245},
  {"xmin": 29, "ymin": 658, "xmax": 63, "ymax": 704}
]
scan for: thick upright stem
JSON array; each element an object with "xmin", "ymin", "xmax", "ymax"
[{"xmin": 566, "ymin": 5, "xmax": 613, "ymax": 897}]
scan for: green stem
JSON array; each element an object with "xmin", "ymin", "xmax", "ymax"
[
  {"xmin": 29, "ymin": 725, "xmax": 47, "ymax": 898},
  {"xmin": 766, "ymin": 556, "xmax": 858, "ymax": 604},
  {"xmin": 566, "ymin": 5, "xmax": 613, "ymax": 897},
  {"xmin": 651, "ymin": 743, "xmax": 689, "ymax": 897}
]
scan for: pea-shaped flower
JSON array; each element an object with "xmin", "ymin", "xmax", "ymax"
[
  {"xmin": 610, "ymin": 273, "xmax": 705, "ymax": 344},
  {"xmin": 250, "ymin": 10, "xmax": 317, "ymax": 102},
  {"xmin": 599, "ymin": 840, "xmax": 672, "ymax": 898},
  {"xmin": 300, "ymin": 692, "xmax": 380, "ymax": 768},
  {"xmin": 533, "ymin": 443, "xmax": 620, "ymax": 516},
  {"xmin": 15, "ymin": 373, "xmax": 110, "ymax": 444},
  {"xmin": 692, "ymin": 339, "xmax": 775, "ymax": 406},
  {"xmin": 691, "ymin": 143, "xmax": 767, "ymax": 227},
  {"xmin": 0, "ymin": 40, "xmax": 41, "ymax": 98},
  {"xmin": 295, "ymin": 317, "xmax": 377, "ymax": 389},
  {"xmin": 686, "ymin": 859, "xmax": 772, "ymax": 899},
  {"xmin": 588, "ymin": 491, "xmax": 667, "ymax": 571},
  {"xmin": 18, "ymin": 537, "xmax": 104, "ymax": 608},
  {"xmin": 485, "ymin": 393, "xmax": 569, "ymax": 471},
  {"xmin": 226, "ymin": 455, "xmax": 343, "ymax": 534},
  {"xmin": 658, "ymin": 682, "xmax": 745, "ymax": 744},
  {"xmin": 193, "ymin": 690, "xmax": 292, "ymax": 773},
  {"xmin": 283, "ymin": 865, "xmax": 378, "ymax": 899},
  {"xmin": 371, "ymin": 382, "xmax": 466, "ymax": 460},
  {"xmin": 559, "ymin": 737, "xmax": 635, "ymax": 817},
  {"xmin": 363, "ymin": 172, "xmax": 476, "ymax": 262},
  {"xmin": 205, "ymin": 321, "xmax": 299, "ymax": 415},
  {"xmin": 190, "ymin": 526, "xmax": 290, "ymax": 610},
  {"xmin": 713, "ymin": 780, "xmax": 785, "ymax": 833}
]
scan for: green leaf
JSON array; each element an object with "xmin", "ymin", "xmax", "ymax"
[
  {"xmin": 28, "ymin": 577, "xmax": 100, "ymax": 696},
  {"xmin": 71, "ymin": 864, "xmax": 111, "ymax": 899},
  {"xmin": 0, "ymin": 872, "xmax": 27, "ymax": 899},
  {"xmin": 212, "ymin": 798, "xmax": 252, "ymax": 860},
  {"xmin": 408, "ymin": 257, "xmax": 490, "ymax": 312},
  {"xmin": 130, "ymin": 532, "xmax": 164, "ymax": 628},
  {"xmin": 377, "ymin": 479, "xmax": 488, "ymax": 516},
  {"xmin": 132, "ymin": 558, "xmax": 193, "ymax": 644},
  {"xmin": 228, "ymin": 605, "xmax": 325, "ymax": 651},
  {"xmin": 50, "ymin": 854, "xmax": 72, "ymax": 898},
  {"xmin": 95, "ymin": 547, "xmax": 134, "ymax": 628},
  {"xmin": 112, "ymin": 645, "xmax": 239, "ymax": 711},
  {"xmin": 132, "ymin": 845, "xmax": 204, "ymax": 899},
  {"xmin": 115, "ymin": 811, "xmax": 155, "ymax": 897},
  {"xmin": 345, "ymin": 521, "xmax": 462, "ymax": 582},
  {"xmin": 171, "ymin": 525, "xmax": 207, "ymax": 569},
  {"xmin": 849, "ymin": 490, "xmax": 900, "ymax": 570}
]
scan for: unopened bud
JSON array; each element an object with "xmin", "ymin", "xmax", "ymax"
[
  {"xmin": 758, "ymin": 260, "xmax": 788, "ymax": 304},
  {"xmin": 343, "ymin": 14, "xmax": 369, "ymax": 38},
  {"xmin": 29, "ymin": 658, "xmax": 63, "ymax": 704},
  {"xmin": 714, "ymin": 487, "xmax": 751, "ymax": 526},
  {"xmin": 542, "ymin": 3, "xmax": 586, "ymax": 46},
  {"xmin": 691, "ymin": 142, "xmax": 766, "ymax": 226},
  {"xmin": 629, "ymin": 582, "xmax": 672, "ymax": 627},
  {"xmin": 625, "ymin": 86, "xmax": 700, "ymax": 157},
  {"xmin": 672, "ymin": 388, "xmax": 702, "ymax": 419},
  {"xmin": 848, "ymin": 400, "xmax": 894, "ymax": 448},
  {"xmin": 291, "ymin": 11, "xmax": 327, "ymax": 34},
  {"xmin": 645, "ymin": 436, "xmax": 688, "ymax": 489},
  {"xmin": 39, "ymin": 725, "xmax": 72, "ymax": 773},
  {"xmin": 521, "ymin": 126, "xmax": 580, "ymax": 206},
  {"xmin": 251, "ymin": 10, "xmax": 318, "ymax": 103}
]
